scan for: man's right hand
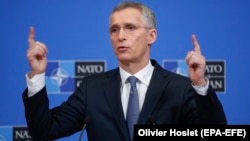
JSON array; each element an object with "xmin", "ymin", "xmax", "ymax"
[{"xmin": 27, "ymin": 26, "xmax": 48, "ymax": 79}]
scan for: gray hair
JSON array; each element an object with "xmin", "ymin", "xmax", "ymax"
[{"xmin": 111, "ymin": 1, "xmax": 156, "ymax": 28}]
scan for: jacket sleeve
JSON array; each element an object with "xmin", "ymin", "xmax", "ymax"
[
  {"xmin": 22, "ymin": 87, "xmax": 84, "ymax": 141},
  {"xmin": 194, "ymin": 84, "xmax": 227, "ymax": 124}
]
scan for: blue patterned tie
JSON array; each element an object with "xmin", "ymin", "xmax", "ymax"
[{"xmin": 126, "ymin": 76, "xmax": 139, "ymax": 140}]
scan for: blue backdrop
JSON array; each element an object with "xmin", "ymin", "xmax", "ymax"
[{"xmin": 1, "ymin": 0, "xmax": 250, "ymax": 140}]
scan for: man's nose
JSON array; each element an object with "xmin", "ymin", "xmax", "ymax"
[{"xmin": 118, "ymin": 28, "xmax": 126, "ymax": 40}]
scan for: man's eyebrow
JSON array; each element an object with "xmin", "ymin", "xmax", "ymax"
[
  {"xmin": 110, "ymin": 24, "xmax": 119, "ymax": 28},
  {"xmin": 124, "ymin": 23, "xmax": 136, "ymax": 26},
  {"xmin": 110, "ymin": 22, "xmax": 136, "ymax": 27}
]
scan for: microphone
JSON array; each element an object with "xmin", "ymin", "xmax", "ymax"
[{"xmin": 78, "ymin": 116, "xmax": 91, "ymax": 141}]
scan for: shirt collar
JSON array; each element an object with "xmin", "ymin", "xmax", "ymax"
[{"xmin": 119, "ymin": 60, "xmax": 154, "ymax": 86}]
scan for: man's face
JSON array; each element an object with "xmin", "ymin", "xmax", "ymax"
[{"xmin": 109, "ymin": 8, "xmax": 155, "ymax": 64}]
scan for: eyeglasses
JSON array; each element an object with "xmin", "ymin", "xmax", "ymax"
[{"xmin": 109, "ymin": 24, "xmax": 152, "ymax": 36}]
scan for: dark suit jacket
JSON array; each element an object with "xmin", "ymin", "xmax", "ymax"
[{"xmin": 22, "ymin": 59, "xmax": 227, "ymax": 141}]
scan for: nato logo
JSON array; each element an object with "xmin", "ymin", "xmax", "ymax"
[
  {"xmin": 0, "ymin": 126, "xmax": 12, "ymax": 141},
  {"xmin": 162, "ymin": 60, "xmax": 226, "ymax": 93},
  {"xmin": 46, "ymin": 60, "xmax": 106, "ymax": 94}
]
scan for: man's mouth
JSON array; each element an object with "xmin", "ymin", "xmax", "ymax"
[{"xmin": 117, "ymin": 46, "xmax": 129, "ymax": 51}]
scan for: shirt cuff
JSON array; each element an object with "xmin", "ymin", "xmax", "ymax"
[
  {"xmin": 26, "ymin": 72, "xmax": 45, "ymax": 97},
  {"xmin": 192, "ymin": 78, "xmax": 209, "ymax": 96}
]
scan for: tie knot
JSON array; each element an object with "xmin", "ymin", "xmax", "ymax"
[{"xmin": 127, "ymin": 76, "xmax": 137, "ymax": 87}]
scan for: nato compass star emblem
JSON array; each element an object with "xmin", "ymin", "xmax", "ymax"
[
  {"xmin": 45, "ymin": 61, "xmax": 75, "ymax": 94},
  {"xmin": 50, "ymin": 68, "xmax": 68, "ymax": 86}
]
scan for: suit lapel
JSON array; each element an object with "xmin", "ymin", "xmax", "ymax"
[
  {"xmin": 103, "ymin": 69, "xmax": 130, "ymax": 140},
  {"xmin": 138, "ymin": 60, "xmax": 170, "ymax": 124}
]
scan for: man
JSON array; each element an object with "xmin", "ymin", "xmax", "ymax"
[{"xmin": 23, "ymin": 1, "xmax": 227, "ymax": 141}]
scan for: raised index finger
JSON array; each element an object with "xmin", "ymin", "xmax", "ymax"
[
  {"xmin": 28, "ymin": 26, "xmax": 35, "ymax": 48},
  {"xmin": 192, "ymin": 34, "xmax": 202, "ymax": 54}
]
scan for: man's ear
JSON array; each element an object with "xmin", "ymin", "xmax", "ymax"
[{"xmin": 148, "ymin": 28, "xmax": 157, "ymax": 46}]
